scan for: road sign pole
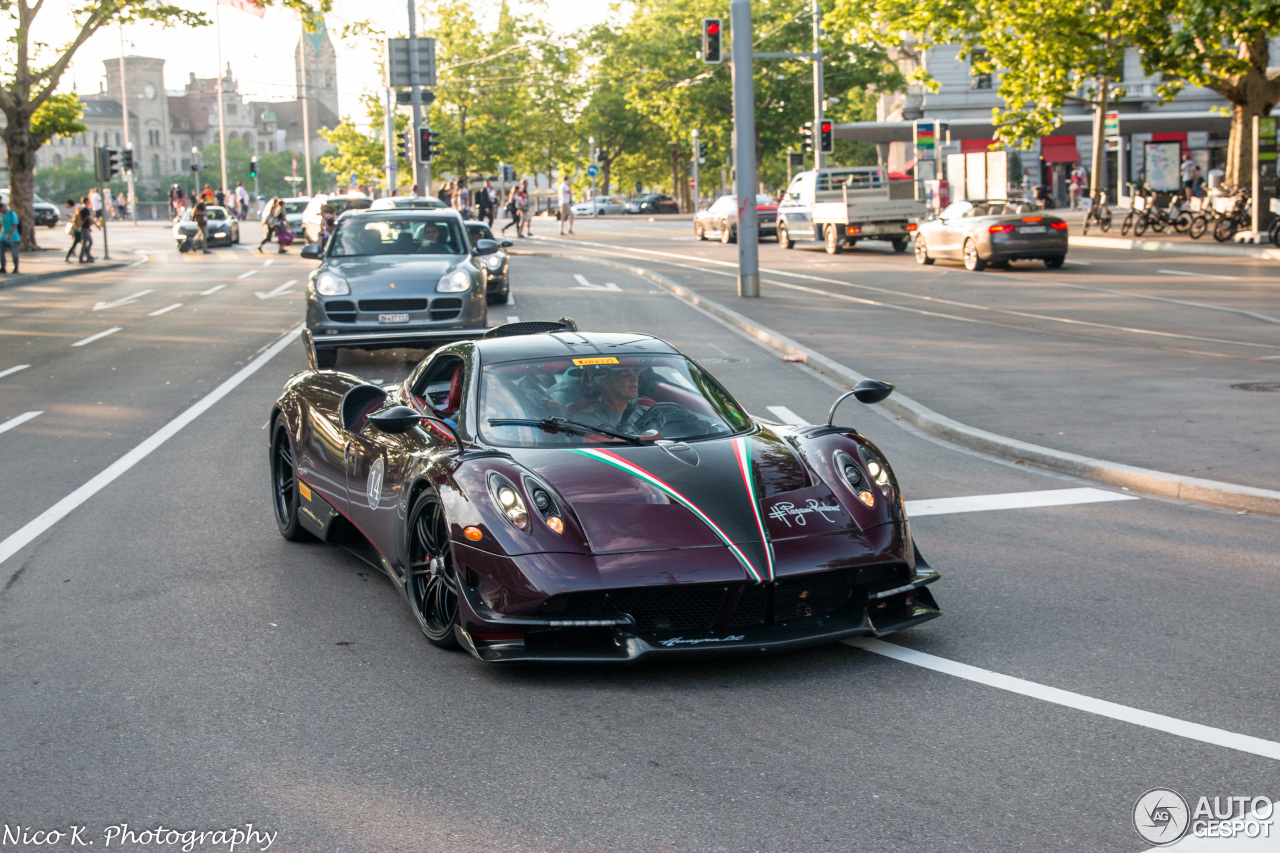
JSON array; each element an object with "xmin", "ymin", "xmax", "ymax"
[
  {"xmin": 407, "ymin": 1, "xmax": 425, "ymax": 195},
  {"xmin": 812, "ymin": 0, "xmax": 824, "ymax": 171},
  {"xmin": 384, "ymin": 86, "xmax": 396, "ymax": 195},
  {"xmin": 692, "ymin": 129, "xmax": 700, "ymax": 209},
  {"xmin": 730, "ymin": 0, "xmax": 759, "ymax": 298}
]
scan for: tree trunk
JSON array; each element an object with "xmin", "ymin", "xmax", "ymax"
[
  {"xmin": 601, "ymin": 158, "xmax": 612, "ymax": 196},
  {"xmin": 669, "ymin": 144, "xmax": 681, "ymax": 211},
  {"xmin": 2, "ymin": 110, "xmax": 42, "ymax": 251},
  {"xmin": 1222, "ymin": 31, "xmax": 1278, "ymax": 188}
]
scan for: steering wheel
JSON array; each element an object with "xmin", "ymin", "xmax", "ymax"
[{"xmin": 631, "ymin": 402, "xmax": 696, "ymax": 434}]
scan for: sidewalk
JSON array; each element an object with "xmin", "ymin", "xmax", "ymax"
[
  {"xmin": 1056, "ymin": 208, "xmax": 1280, "ymax": 259},
  {"xmin": 0, "ymin": 247, "xmax": 131, "ymax": 289}
]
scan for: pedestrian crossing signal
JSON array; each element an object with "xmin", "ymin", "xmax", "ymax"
[
  {"xmin": 397, "ymin": 129, "xmax": 412, "ymax": 161},
  {"xmin": 249, "ymin": 156, "xmax": 258, "ymax": 178},
  {"xmin": 801, "ymin": 122, "xmax": 815, "ymax": 153},
  {"xmin": 702, "ymin": 18, "xmax": 722, "ymax": 64}
]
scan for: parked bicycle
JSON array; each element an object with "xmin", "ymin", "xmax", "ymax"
[
  {"xmin": 1212, "ymin": 186, "xmax": 1252, "ymax": 242},
  {"xmin": 1081, "ymin": 191, "xmax": 1112, "ymax": 234}
]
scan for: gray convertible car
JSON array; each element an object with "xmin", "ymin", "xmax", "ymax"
[
  {"xmin": 914, "ymin": 200, "xmax": 1068, "ymax": 270},
  {"xmin": 302, "ymin": 209, "xmax": 495, "ymax": 369}
]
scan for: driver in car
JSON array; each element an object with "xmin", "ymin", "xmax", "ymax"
[{"xmin": 573, "ymin": 366, "xmax": 651, "ymax": 432}]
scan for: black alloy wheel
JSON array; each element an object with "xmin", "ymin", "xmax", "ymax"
[
  {"xmin": 777, "ymin": 222, "xmax": 793, "ymax": 249},
  {"xmin": 914, "ymin": 234, "xmax": 934, "ymax": 265},
  {"xmin": 407, "ymin": 491, "xmax": 461, "ymax": 649},
  {"xmin": 271, "ymin": 418, "xmax": 310, "ymax": 541},
  {"xmin": 962, "ymin": 238, "xmax": 986, "ymax": 271}
]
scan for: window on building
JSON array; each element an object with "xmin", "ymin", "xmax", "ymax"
[
  {"xmin": 970, "ymin": 49, "xmax": 993, "ymax": 90},
  {"xmin": 152, "ymin": 154, "xmax": 160, "ymax": 176},
  {"xmin": 94, "ymin": 132, "xmax": 100, "ymax": 146},
  {"xmin": 116, "ymin": 132, "xmax": 122, "ymax": 146}
]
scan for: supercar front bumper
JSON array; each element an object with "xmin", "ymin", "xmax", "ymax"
[{"xmin": 454, "ymin": 552, "xmax": 941, "ymax": 663}]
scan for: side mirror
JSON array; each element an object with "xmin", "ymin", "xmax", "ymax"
[
  {"xmin": 368, "ymin": 405, "xmax": 423, "ymax": 434},
  {"xmin": 826, "ymin": 379, "xmax": 896, "ymax": 426},
  {"xmin": 500, "ymin": 240, "xmax": 513, "ymax": 248},
  {"xmin": 301, "ymin": 243, "xmax": 322, "ymax": 260},
  {"xmin": 473, "ymin": 238, "xmax": 499, "ymax": 256}
]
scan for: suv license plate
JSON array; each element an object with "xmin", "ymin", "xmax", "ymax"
[
  {"xmin": 378, "ymin": 313, "xmax": 410, "ymax": 324},
  {"xmin": 1019, "ymin": 225, "xmax": 1047, "ymax": 234}
]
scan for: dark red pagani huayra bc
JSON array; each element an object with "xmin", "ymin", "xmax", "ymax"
[{"xmin": 269, "ymin": 320, "xmax": 940, "ymax": 662}]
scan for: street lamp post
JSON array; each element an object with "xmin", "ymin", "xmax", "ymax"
[{"xmin": 730, "ymin": 0, "xmax": 759, "ymax": 297}]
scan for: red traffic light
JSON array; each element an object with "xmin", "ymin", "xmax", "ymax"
[
  {"xmin": 706, "ymin": 22, "xmax": 720, "ymax": 34},
  {"xmin": 821, "ymin": 122, "xmax": 832, "ymax": 132}
]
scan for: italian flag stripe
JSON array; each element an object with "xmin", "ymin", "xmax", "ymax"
[
  {"xmin": 732, "ymin": 437, "xmax": 775, "ymax": 581},
  {"xmin": 570, "ymin": 447, "xmax": 764, "ymax": 583}
]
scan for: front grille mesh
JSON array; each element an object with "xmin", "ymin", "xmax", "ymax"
[{"xmin": 358, "ymin": 298, "xmax": 428, "ymax": 312}]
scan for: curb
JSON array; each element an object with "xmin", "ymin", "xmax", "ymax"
[
  {"xmin": 1070, "ymin": 234, "xmax": 1280, "ymax": 259},
  {"xmin": 518, "ymin": 248, "xmax": 1280, "ymax": 517},
  {"xmin": 0, "ymin": 258, "xmax": 130, "ymax": 289}
]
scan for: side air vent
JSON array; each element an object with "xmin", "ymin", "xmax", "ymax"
[
  {"xmin": 326, "ymin": 300, "xmax": 357, "ymax": 323},
  {"xmin": 431, "ymin": 298, "xmax": 464, "ymax": 321}
]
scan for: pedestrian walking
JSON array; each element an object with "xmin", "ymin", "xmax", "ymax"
[
  {"xmin": 1180, "ymin": 155, "xmax": 1197, "ymax": 200},
  {"xmin": 0, "ymin": 200, "xmax": 20, "ymax": 274},
  {"xmin": 89, "ymin": 187, "xmax": 103, "ymax": 224},
  {"xmin": 1068, "ymin": 167, "xmax": 1085, "ymax": 210},
  {"xmin": 201, "ymin": 184, "xmax": 214, "ymax": 204},
  {"xmin": 193, "ymin": 199, "xmax": 211, "ymax": 253},
  {"xmin": 73, "ymin": 198, "xmax": 95, "ymax": 262},
  {"xmin": 258, "ymin": 197, "xmax": 283, "ymax": 253},
  {"xmin": 476, "ymin": 178, "xmax": 497, "ymax": 227},
  {"xmin": 517, "ymin": 180, "xmax": 532, "ymax": 237},
  {"xmin": 558, "ymin": 176, "xmax": 575, "ymax": 235},
  {"xmin": 103, "ymin": 187, "xmax": 116, "ymax": 221},
  {"xmin": 438, "ymin": 180, "xmax": 453, "ymax": 207},
  {"xmin": 235, "ymin": 182, "xmax": 250, "ymax": 220},
  {"xmin": 453, "ymin": 179, "xmax": 471, "ymax": 219},
  {"xmin": 500, "ymin": 185, "xmax": 520, "ymax": 236}
]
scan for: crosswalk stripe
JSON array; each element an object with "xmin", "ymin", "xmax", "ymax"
[{"xmin": 905, "ymin": 487, "xmax": 1137, "ymax": 517}]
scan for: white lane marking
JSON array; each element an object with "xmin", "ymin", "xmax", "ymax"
[
  {"xmin": 766, "ymin": 405, "xmax": 807, "ymax": 425},
  {"xmin": 256, "ymin": 279, "xmax": 297, "ymax": 300},
  {"xmin": 0, "ymin": 364, "xmax": 30, "ymax": 380},
  {"xmin": 505, "ymin": 293, "xmax": 516, "ymax": 306},
  {"xmin": 236, "ymin": 269, "xmax": 259, "ymax": 280},
  {"xmin": 847, "ymin": 638, "xmax": 1280, "ymax": 762},
  {"xmin": 0, "ymin": 327, "xmax": 301, "ymax": 570},
  {"xmin": 0, "ymin": 411, "xmax": 43, "ymax": 435},
  {"xmin": 148, "ymin": 303, "xmax": 183, "ymax": 317},
  {"xmin": 905, "ymin": 487, "xmax": 1138, "ymax": 517},
  {"xmin": 1159, "ymin": 269, "xmax": 1240, "ymax": 281},
  {"xmin": 506, "ymin": 315, "xmax": 520, "ymax": 324},
  {"xmin": 262, "ymin": 259, "xmax": 273, "ymax": 266},
  {"xmin": 1063, "ymin": 260, "xmax": 1090, "ymax": 266},
  {"xmin": 201, "ymin": 284, "xmax": 227, "ymax": 295},
  {"xmin": 93, "ymin": 289, "xmax": 152, "ymax": 311},
  {"xmin": 71, "ymin": 327, "xmax": 122, "ymax": 347},
  {"xmin": 543, "ymin": 237, "xmax": 1280, "ymax": 349},
  {"xmin": 572, "ymin": 273, "xmax": 622, "ymax": 291}
]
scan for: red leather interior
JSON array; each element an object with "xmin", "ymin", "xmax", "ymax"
[{"xmin": 442, "ymin": 365, "xmax": 463, "ymax": 414}]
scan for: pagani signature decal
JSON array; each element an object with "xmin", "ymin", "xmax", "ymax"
[
  {"xmin": 570, "ymin": 447, "xmax": 766, "ymax": 583},
  {"xmin": 767, "ymin": 499, "xmax": 842, "ymax": 528},
  {"xmin": 659, "ymin": 635, "xmax": 746, "ymax": 647}
]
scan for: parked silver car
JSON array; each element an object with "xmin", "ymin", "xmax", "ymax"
[
  {"xmin": 571, "ymin": 195, "xmax": 627, "ymax": 216},
  {"xmin": 913, "ymin": 200, "xmax": 1069, "ymax": 270}
]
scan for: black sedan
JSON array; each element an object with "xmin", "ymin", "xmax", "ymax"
[
  {"xmin": 300, "ymin": 209, "xmax": 496, "ymax": 369},
  {"xmin": 173, "ymin": 205, "xmax": 240, "ymax": 249},
  {"xmin": 465, "ymin": 221, "xmax": 513, "ymax": 305},
  {"xmin": 693, "ymin": 194, "xmax": 779, "ymax": 243},
  {"xmin": 626, "ymin": 193, "xmax": 679, "ymax": 214},
  {"xmin": 914, "ymin": 200, "xmax": 1068, "ymax": 270}
]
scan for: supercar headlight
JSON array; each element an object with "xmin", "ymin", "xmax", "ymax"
[
  {"xmin": 492, "ymin": 482, "xmax": 529, "ymax": 530},
  {"xmin": 436, "ymin": 269, "xmax": 472, "ymax": 293},
  {"xmin": 865, "ymin": 458, "xmax": 892, "ymax": 497},
  {"xmin": 315, "ymin": 272, "xmax": 349, "ymax": 296},
  {"xmin": 484, "ymin": 254, "xmax": 504, "ymax": 270}
]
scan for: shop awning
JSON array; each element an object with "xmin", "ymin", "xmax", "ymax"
[
  {"xmin": 1040, "ymin": 136, "xmax": 1082, "ymax": 163},
  {"xmin": 961, "ymin": 138, "xmax": 996, "ymax": 152}
]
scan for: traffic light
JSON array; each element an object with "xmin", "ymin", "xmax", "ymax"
[
  {"xmin": 120, "ymin": 147, "xmax": 134, "ymax": 173},
  {"xmin": 249, "ymin": 155, "xmax": 258, "ymax": 178},
  {"xmin": 418, "ymin": 126, "xmax": 438, "ymax": 164},
  {"xmin": 702, "ymin": 18, "xmax": 722, "ymax": 64},
  {"xmin": 820, "ymin": 120, "xmax": 834, "ymax": 153},
  {"xmin": 596, "ymin": 149, "xmax": 607, "ymax": 164},
  {"xmin": 697, "ymin": 141, "xmax": 708, "ymax": 164},
  {"xmin": 95, "ymin": 147, "xmax": 120, "ymax": 181},
  {"xmin": 397, "ymin": 128, "xmax": 412, "ymax": 161},
  {"xmin": 801, "ymin": 122, "xmax": 815, "ymax": 153}
]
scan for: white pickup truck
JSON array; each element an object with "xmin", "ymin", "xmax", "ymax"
[{"xmin": 777, "ymin": 166, "xmax": 925, "ymax": 254}]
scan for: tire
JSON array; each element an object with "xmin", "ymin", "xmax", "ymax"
[
  {"xmin": 695, "ymin": 221, "xmax": 706, "ymax": 241},
  {"xmin": 1120, "ymin": 212, "xmax": 1135, "ymax": 236},
  {"xmin": 1173, "ymin": 212, "xmax": 1192, "ymax": 233},
  {"xmin": 1045, "ymin": 255, "xmax": 1065, "ymax": 269},
  {"xmin": 1098, "ymin": 209, "xmax": 1112, "ymax": 232},
  {"xmin": 406, "ymin": 490, "xmax": 461, "ymax": 649},
  {"xmin": 1188, "ymin": 215, "xmax": 1208, "ymax": 240},
  {"xmin": 914, "ymin": 234, "xmax": 934, "ymax": 265},
  {"xmin": 233, "ymin": 226, "xmax": 240, "ymax": 244},
  {"xmin": 891, "ymin": 236, "xmax": 909, "ymax": 253},
  {"xmin": 1269, "ymin": 219, "xmax": 1280, "ymax": 246},
  {"xmin": 720, "ymin": 221, "xmax": 734, "ymax": 244},
  {"xmin": 1214, "ymin": 217, "xmax": 1238, "ymax": 243},
  {"xmin": 1150, "ymin": 215, "xmax": 1166, "ymax": 233},
  {"xmin": 1133, "ymin": 215, "xmax": 1148, "ymax": 237},
  {"xmin": 824, "ymin": 224, "xmax": 842, "ymax": 255},
  {"xmin": 962, "ymin": 238, "xmax": 986, "ymax": 271},
  {"xmin": 270, "ymin": 416, "xmax": 311, "ymax": 542},
  {"xmin": 777, "ymin": 222, "xmax": 793, "ymax": 249},
  {"xmin": 315, "ymin": 348, "xmax": 338, "ymax": 370}
]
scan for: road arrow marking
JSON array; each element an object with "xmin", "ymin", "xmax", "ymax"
[
  {"xmin": 148, "ymin": 303, "xmax": 183, "ymax": 317},
  {"xmin": 93, "ymin": 290, "xmax": 152, "ymax": 311},
  {"xmin": 236, "ymin": 269, "xmax": 259, "ymax": 280},
  {"xmin": 572, "ymin": 274, "xmax": 621, "ymax": 291},
  {"xmin": 256, "ymin": 280, "xmax": 298, "ymax": 300},
  {"xmin": 0, "ymin": 365, "xmax": 30, "ymax": 380},
  {"xmin": 0, "ymin": 411, "xmax": 42, "ymax": 435},
  {"xmin": 72, "ymin": 327, "xmax": 122, "ymax": 347}
]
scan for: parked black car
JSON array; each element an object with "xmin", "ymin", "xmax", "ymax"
[{"xmin": 626, "ymin": 194, "xmax": 680, "ymax": 214}]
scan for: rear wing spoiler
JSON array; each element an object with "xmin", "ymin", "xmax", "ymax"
[{"xmin": 301, "ymin": 327, "xmax": 488, "ymax": 370}]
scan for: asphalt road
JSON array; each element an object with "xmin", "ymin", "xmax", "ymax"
[
  {"xmin": 526, "ymin": 215, "xmax": 1280, "ymax": 492},
  {"xmin": 1, "ymin": 229, "xmax": 1277, "ymax": 852}
]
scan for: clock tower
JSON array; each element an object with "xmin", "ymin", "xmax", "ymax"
[{"xmin": 104, "ymin": 56, "xmax": 170, "ymax": 182}]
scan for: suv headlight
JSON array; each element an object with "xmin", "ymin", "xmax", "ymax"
[
  {"xmin": 436, "ymin": 269, "xmax": 472, "ymax": 293},
  {"xmin": 314, "ymin": 271, "xmax": 349, "ymax": 296},
  {"xmin": 484, "ymin": 254, "xmax": 504, "ymax": 270}
]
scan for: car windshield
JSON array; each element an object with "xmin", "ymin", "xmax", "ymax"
[
  {"xmin": 326, "ymin": 197, "xmax": 372, "ymax": 214},
  {"xmin": 183, "ymin": 206, "xmax": 228, "ymax": 221},
  {"xmin": 478, "ymin": 354, "xmax": 752, "ymax": 447},
  {"xmin": 284, "ymin": 201, "xmax": 308, "ymax": 214},
  {"xmin": 329, "ymin": 216, "xmax": 466, "ymax": 257},
  {"xmin": 466, "ymin": 224, "xmax": 494, "ymax": 242}
]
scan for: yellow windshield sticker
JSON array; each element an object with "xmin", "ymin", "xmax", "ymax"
[
  {"xmin": 572, "ymin": 357, "xmax": 620, "ymax": 366},
  {"xmin": 299, "ymin": 482, "xmax": 313, "ymax": 501}
]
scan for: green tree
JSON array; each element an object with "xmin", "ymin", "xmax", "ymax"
[
  {"xmin": 34, "ymin": 154, "xmax": 124, "ymax": 204},
  {"xmin": 2, "ymin": 0, "xmax": 327, "ymax": 249}
]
